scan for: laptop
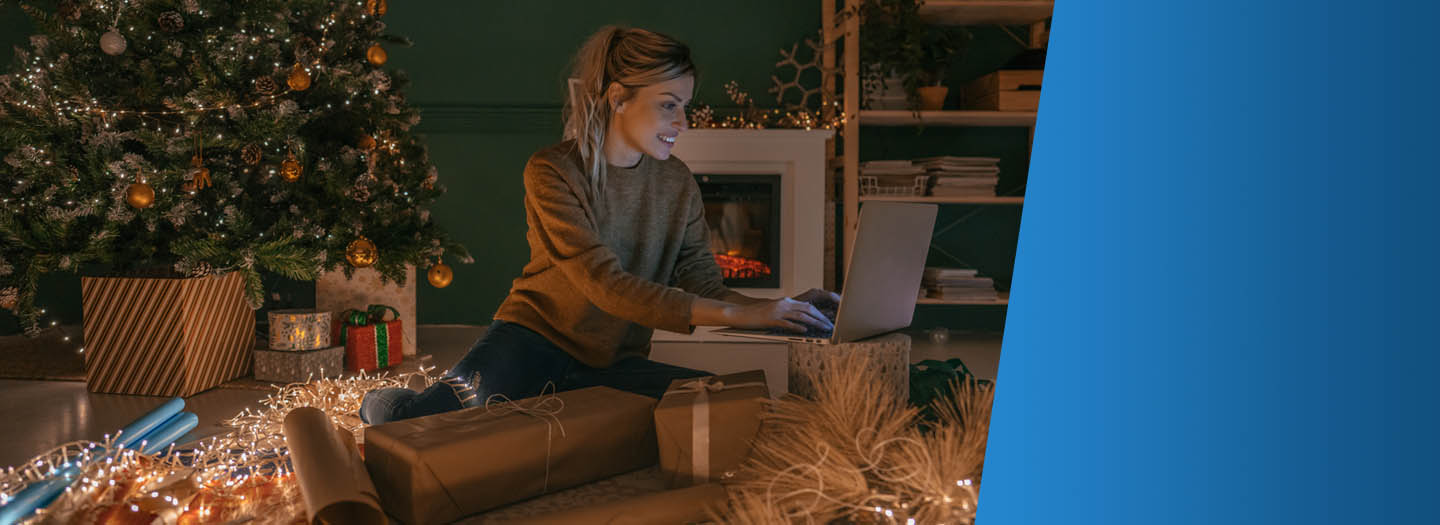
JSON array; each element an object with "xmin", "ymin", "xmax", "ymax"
[{"xmin": 714, "ymin": 202, "xmax": 939, "ymax": 344}]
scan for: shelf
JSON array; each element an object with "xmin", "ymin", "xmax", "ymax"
[
  {"xmin": 918, "ymin": 291, "xmax": 1010, "ymax": 306},
  {"xmin": 859, "ymin": 110, "xmax": 1036, "ymax": 127},
  {"xmin": 861, "ymin": 195, "xmax": 1023, "ymax": 205},
  {"xmin": 918, "ymin": 0, "xmax": 1054, "ymax": 26}
]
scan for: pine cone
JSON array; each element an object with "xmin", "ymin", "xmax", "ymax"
[
  {"xmin": 351, "ymin": 185, "xmax": 371, "ymax": 202},
  {"xmin": 57, "ymin": 1, "xmax": 82, "ymax": 20},
  {"xmin": 254, "ymin": 76, "xmax": 278, "ymax": 96},
  {"xmin": 158, "ymin": 11, "xmax": 184, "ymax": 33},
  {"xmin": 191, "ymin": 261, "xmax": 213, "ymax": 277},
  {"xmin": 241, "ymin": 143, "xmax": 262, "ymax": 165}
]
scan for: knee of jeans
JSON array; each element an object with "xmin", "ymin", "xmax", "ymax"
[{"xmin": 360, "ymin": 387, "xmax": 414, "ymax": 425}]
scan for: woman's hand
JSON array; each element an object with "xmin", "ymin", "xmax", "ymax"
[
  {"xmin": 792, "ymin": 288, "xmax": 841, "ymax": 309},
  {"xmin": 725, "ymin": 297, "xmax": 834, "ymax": 333}
]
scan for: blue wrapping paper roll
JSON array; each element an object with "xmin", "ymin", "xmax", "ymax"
[{"xmin": 0, "ymin": 399, "xmax": 194, "ymax": 525}]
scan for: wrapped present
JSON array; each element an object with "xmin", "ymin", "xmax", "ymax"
[
  {"xmin": 267, "ymin": 308, "xmax": 332, "ymax": 351},
  {"xmin": 655, "ymin": 370, "xmax": 769, "ymax": 488},
  {"xmin": 336, "ymin": 304, "xmax": 403, "ymax": 372},
  {"xmin": 364, "ymin": 386, "xmax": 659, "ymax": 525},
  {"xmin": 253, "ymin": 346, "xmax": 343, "ymax": 383},
  {"xmin": 317, "ymin": 266, "xmax": 418, "ymax": 356},
  {"xmin": 489, "ymin": 483, "xmax": 729, "ymax": 525},
  {"xmin": 80, "ymin": 272, "xmax": 254, "ymax": 397}
]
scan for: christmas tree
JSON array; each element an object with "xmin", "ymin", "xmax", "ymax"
[{"xmin": 0, "ymin": 0, "xmax": 469, "ymax": 335}]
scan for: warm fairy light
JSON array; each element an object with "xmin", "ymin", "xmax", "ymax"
[{"xmin": 0, "ymin": 367, "xmax": 437, "ymax": 522}]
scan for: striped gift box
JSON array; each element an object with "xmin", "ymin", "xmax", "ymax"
[{"xmin": 80, "ymin": 272, "xmax": 255, "ymax": 397}]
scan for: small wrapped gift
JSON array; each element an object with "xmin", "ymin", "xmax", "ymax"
[
  {"xmin": 336, "ymin": 304, "xmax": 403, "ymax": 372},
  {"xmin": 655, "ymin": 370, "xmax": 769, "ymax": 488},
  {"xmin": 267, "ymin": 308, "xmax": 332, "ymax": 351},
  {"xmin": 364, "ymin": 386, "xmax": 660, "ymax": 525},
  {"xmin": 253, "ymin": 346, "xmax": 343, "ymax": 383}
]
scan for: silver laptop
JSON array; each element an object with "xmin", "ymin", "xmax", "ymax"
[{"xmin": 715, "ymin": 202, "xmax": 939, "ymax": 344}]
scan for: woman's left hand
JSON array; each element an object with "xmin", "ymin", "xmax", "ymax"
[{"xmin": 792, "ymin": 288, "xmax": 841, "ymax": 309}]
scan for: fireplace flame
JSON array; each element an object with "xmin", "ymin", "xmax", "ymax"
[{"xmin": 714, "ymin": 253, "xmax": 772, "ymax": 279}]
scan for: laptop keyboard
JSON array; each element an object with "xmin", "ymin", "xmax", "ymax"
[{"xmin": 764, "ymin": 302, "xmax": 838, "ymax": 338}]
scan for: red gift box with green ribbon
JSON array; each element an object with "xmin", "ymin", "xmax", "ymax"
[{"xmin": 337, "ymin": 304, "xmax": 403, "ymax": 371}]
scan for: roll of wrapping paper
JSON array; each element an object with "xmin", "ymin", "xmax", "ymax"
[
  {"xmin": 0, "ymin": 399, "xmax": 197, "ymax": 525},
  {"xmin": 283, "ymin": 407, "xmax": 385, "ymax": 525}
]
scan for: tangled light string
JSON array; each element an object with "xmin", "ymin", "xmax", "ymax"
[{"xmin": 0, "ymin": 367, "xmax": 435, "ymax": 524}]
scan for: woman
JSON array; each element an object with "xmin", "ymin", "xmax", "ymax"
[{"xmin": 360, "ymin": 26, "xmax": 838, "ymax": 425}]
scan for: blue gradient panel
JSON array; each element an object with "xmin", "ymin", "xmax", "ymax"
[{"xmin": 982, "ymin": 0, "xmax": 1440, "ymax": 523}]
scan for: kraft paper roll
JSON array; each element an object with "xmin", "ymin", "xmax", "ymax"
[{"xmin": 283, "ymin": 407, "xmax": 385, "ymax": 525}]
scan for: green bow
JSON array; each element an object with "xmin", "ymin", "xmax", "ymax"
[{"xmin": 339, "ymin": 304, "xmax": 400, "ymax": 346}]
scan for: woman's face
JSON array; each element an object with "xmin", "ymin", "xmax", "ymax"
[{"xmin": 609, "ymin": 74, "xmax": 694, "ymax": 164}]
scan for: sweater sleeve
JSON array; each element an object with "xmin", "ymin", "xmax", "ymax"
[
  {"xmin": 522, "ymin": 154, "xmax": 697, "ymax": 334},
  {"xmin": 671, "ymin": 183, "xmax": 731, "ymax": 299}
]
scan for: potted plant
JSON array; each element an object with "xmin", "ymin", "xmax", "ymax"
[
  {"xmin": 912, "ymin": 25, "xmax": 971, "ymax": 110},
  {"xmin": 853, "ymin": 0, "xmax": 970, "ymax": 111}
]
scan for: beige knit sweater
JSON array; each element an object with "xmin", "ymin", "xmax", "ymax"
[{"xmin": 493, "ymin": 141, "xmax": 730, "ymax": 367}]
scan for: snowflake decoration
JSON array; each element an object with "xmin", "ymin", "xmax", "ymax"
[{"xmin": 769, "ymin": 34, "xmax": 838, "ymax": 111}]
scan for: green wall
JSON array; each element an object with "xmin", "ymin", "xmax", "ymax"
[{"xmin": 2, "ymin": 2, "xmax": 1028, "ymax": 334}]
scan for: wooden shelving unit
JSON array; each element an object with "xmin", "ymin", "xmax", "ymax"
[
  {"xmin": 859, "ymin": 195, "xmax": 1023, "ymax": 205},
  {"xmin": 822, "ymin": 0, "xmax": 1051, "ymax": 307},
  {"xmin": 917, "ymin": 291, "xmax": 1011, "ymax": 306},
  {"xmin": 918, "ymin": 0, "xmax": 1055, "ymax": 26},
  {"xmin": 860, "ymin": 109, "xmax": 1037, "ymax": 127}
]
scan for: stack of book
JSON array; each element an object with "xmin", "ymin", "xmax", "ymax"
[
  {"xmin": 921, "ymin": 267, "xmax": 1000, "ymax": 302},
  {"xmin": 915, "ymin": 156, "xmax": 1001, "ymax": 197},
  {"xmin": 860, "ymin": 160, "xmax": 929, "ymax": 196}
]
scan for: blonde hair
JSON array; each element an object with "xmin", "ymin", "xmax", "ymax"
[{"xmin": 563, "ymin": 26, "xmax": 696, "ymax": 196}]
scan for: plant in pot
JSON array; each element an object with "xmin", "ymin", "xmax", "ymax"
[
  {"xmin": 909, "ymin": 26, "xmax": 971, "ymax": 111},
  {"xmin": 854, "ymin": 0, "xmax": 970, "ymax": 112}
]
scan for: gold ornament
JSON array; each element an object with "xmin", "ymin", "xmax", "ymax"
[
  {"xmin": 126, "ymin": 181, "xmax": 155, "ymax": 208},
  {"xmin": 100, "ymin": 30, "xmax": 127, "ymax": 55},
  {"xmin": 427, "ymin": 261, "xmax": 454, "ymax": 288},
  {"xmin": 358, "ymin": 134, "xmax": 376, "ymax": 151},
  {"xmin": 366, "ymin": 0, "xmax": 388, "ymax": 16},
  {"xmin": 189, "ymin": 154, "xmax": 211, "ymax": 190},
  {"xmin": 280, "ymin": 151, "xmax": 302, "ymax": 182},
  {"xmin": 345, "ymin": 237, "xmax": 378, "ymax": 268},
  {"xmin": 241, "ymin": 143, "xmax": 262, "ymax": 165},
  {"xmin": 366, "ymin": 44, "xmax": 387, "ymax": 66},
  {"xmin": 287, "ymin": 63, "xmax": 311, "ymax": 91}
]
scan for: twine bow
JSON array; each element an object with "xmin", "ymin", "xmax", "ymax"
[
  {"xmin": 483, "ymin": 383, "xmax": 567, "ymax": 494},
  {"xmin": 664, "ymin": 377, "xmax": 767, "ymax": 484}
]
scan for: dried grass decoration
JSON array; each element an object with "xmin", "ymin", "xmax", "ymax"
[{"xmin": 711, "ymin": 352, "xmax": 994, "ymax": 525}]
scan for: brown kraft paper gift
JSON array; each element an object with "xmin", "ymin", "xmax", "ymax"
[
  {"xmin": 654, "ymin": 370, "xmax": 769, "ymax": 487},
  {"xmin": 363, "ymin": 386, "xmax": 659, "ymax": 525},
  {"xmin": 489, "ymin": 483, "xmax": 729, "ymax": 525}
]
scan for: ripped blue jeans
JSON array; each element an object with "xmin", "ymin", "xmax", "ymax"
[{"xmin": 359, "ymin": 320, "xmax": 710, "ymax": 425}]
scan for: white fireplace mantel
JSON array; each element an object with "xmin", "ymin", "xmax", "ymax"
[{"xmin": 654, "ymin": 128, "xmax": 834, "ymax": 342}]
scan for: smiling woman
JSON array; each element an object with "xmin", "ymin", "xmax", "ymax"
[{"xmin": 359, "ymin": 26, "xmax": 840, "ymax": 425}]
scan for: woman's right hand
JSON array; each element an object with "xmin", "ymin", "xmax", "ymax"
[{"xmin": 725, "ymin": 297, "xmax": 834, "ymax": 333}]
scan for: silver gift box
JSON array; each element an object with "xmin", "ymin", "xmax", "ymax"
[{"xmin": 253, "ymin": 346, "xmax": 344, "ymax": 383}]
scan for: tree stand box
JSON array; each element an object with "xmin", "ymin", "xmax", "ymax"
[
  {"xmin": 80, "ymin": 272, "xmax": 255, "ymax": 397},
  {"xmin": 788, "ymin": 332, "xmax": 911, "ymax": 402}
]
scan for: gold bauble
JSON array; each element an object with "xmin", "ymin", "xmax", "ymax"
[
  {"xmin": 366, "ymin": 44, "xmax": 387, "ymax": 66},
  {"xmin": 280, "ymin": 152, "xmax": 302, "ymax": 182},
  {"xmin": 287, "ymin": 63, "xmax": 311, "ymax": 91},
  {"xmin": 427, "ymin": 262, "xmax": 454, "ymax": 288},
  {"xmin": 126, "ymin": 181, "xmax": 155, "ymax": 208},
  {"xmin": 358, "ymin": 134, "xmax": 377, "ymax": 151},
  {"xmin": 345, "ymin": 237, "xmax": 378, "ymax": 268}
]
